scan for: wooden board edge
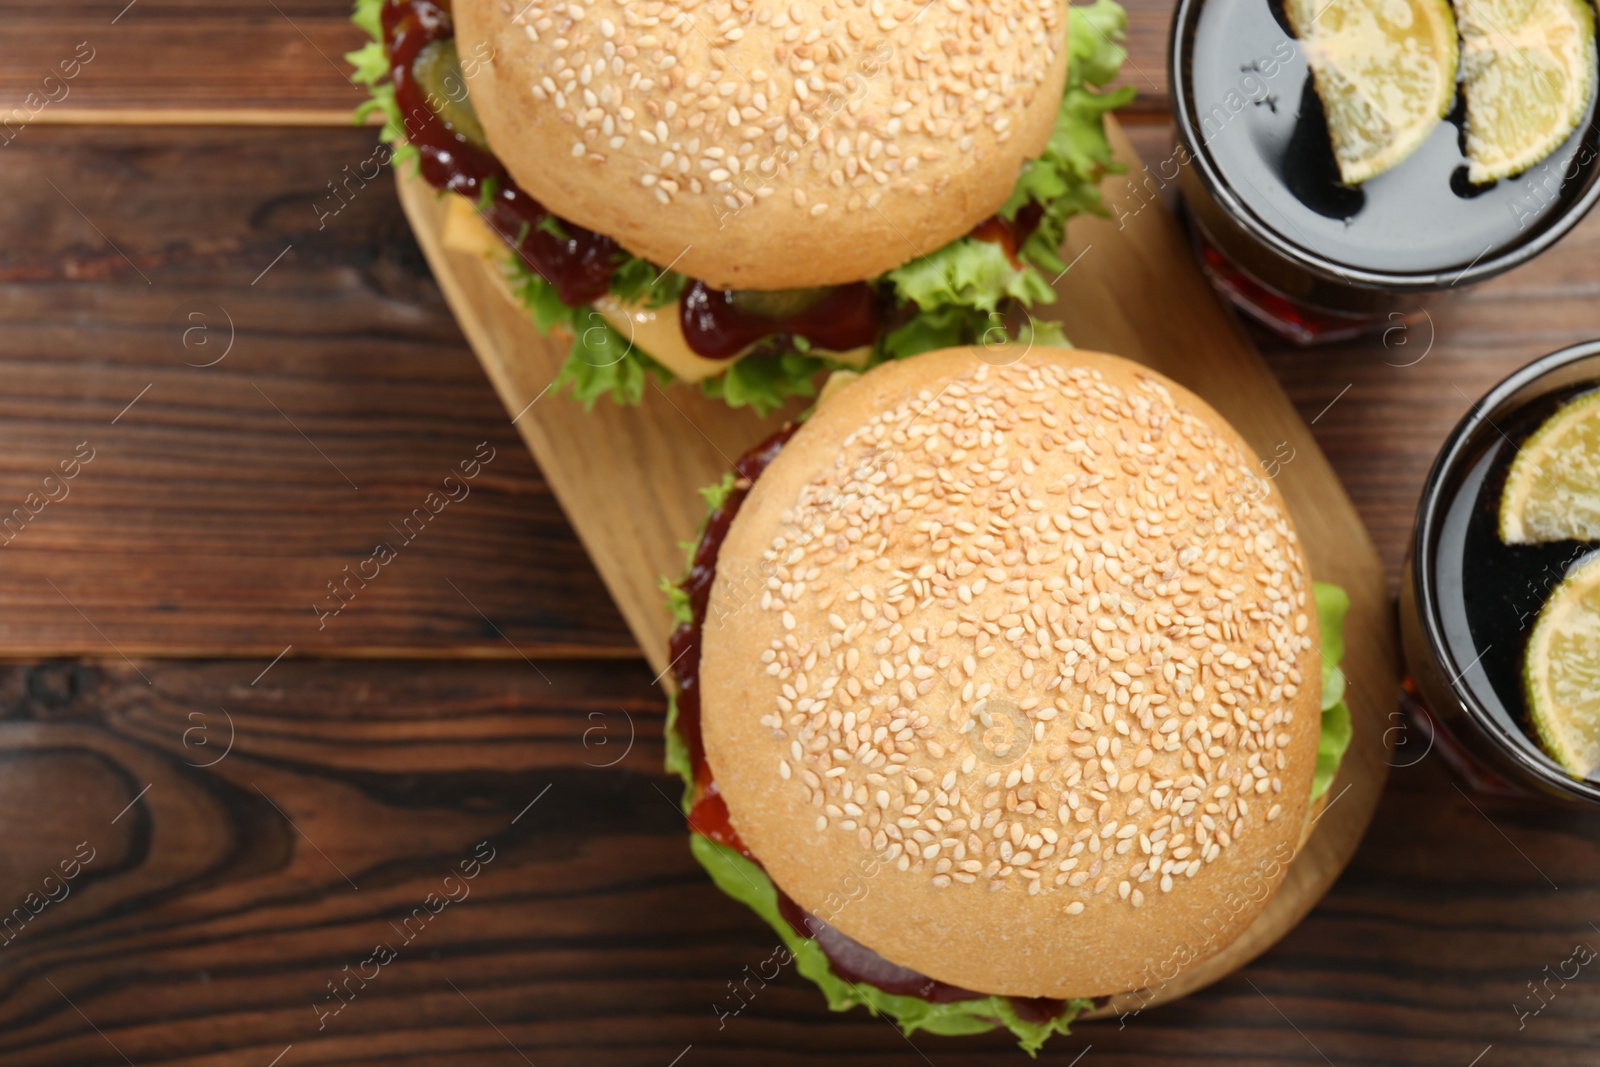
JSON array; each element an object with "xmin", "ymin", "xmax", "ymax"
[
  {"xmin": 394, "ymin": 169, "xmax": 785, "ymax": 672},
  {"xmin": 394, "ymin": 116, "xmax": 1398, "ymax": 1018}
]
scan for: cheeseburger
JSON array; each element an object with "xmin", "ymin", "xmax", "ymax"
[
  {"xmin": 665, "ymin": 348, "xmax": 1353, "ymax": 1048},
  {"xmin": 349, "ymin": 0, "xmax": 1131, "ymax": 413}
]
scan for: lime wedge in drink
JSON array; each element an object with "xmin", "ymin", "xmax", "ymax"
[
  {"xmin": 1457, "ymin": 0, "xmax": 1597, "ymax": 183},
  {"xmin": 1284, "ymin": 0, "xmax": 1459, "ymax": 185},
  {"xmin": 1525, "ymin": 553, "xmax": 1600, "ymax": 778},
  {"xmin": 1499, "ymin": 390, "xmax": 1600, "ymax": 543}
]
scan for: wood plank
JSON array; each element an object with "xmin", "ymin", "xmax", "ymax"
[
  {"xmin": 5, "ymin": 118, "xmax": 1587, "ymax": 660},
  {"xmin": 0, "ymin": 126, "xmax": 634, "ymax": 658},
  {"xmin": 1, "ymin": 2, "xmax": 370, "ymax": 124},
  {"xmin": 1, "ymin": 0, "xmax": 1176, "ymax": 124},
  {"xmin": 0, "ymin": 657, "xmax": 1590, "ymax": 1065},
  {"xmin": 396, "ymin": 115, "xmax": 1398, "ymax": 1013}
]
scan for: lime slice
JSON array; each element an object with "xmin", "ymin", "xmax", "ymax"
[
  {"xmin": 1285, "ymin": 0, "xmax": 1459, "ymax": 184},
  {"xmin": 1499, "ymin": 390, "xmax": 1600, "ymax": 543},
  {"xmin": 1457, "ymin": 0, "xmax": 1597, "ymax": 183},
  {"xmin": 1525, "ymin": 552, "xmax": 1600, "ymax": 777}
]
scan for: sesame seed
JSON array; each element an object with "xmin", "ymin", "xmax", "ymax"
[
  {"xmin": 500, "ymin": 0, "xmax": 1068, "ymax": 221},
  {"xmin": 740, "ymin": 356, "xmax": 1311, "ymax": 906}
]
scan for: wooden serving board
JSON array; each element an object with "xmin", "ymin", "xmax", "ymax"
[{"xmin": 395, "ymin": 116, "xmax": 1399, "ymax": 1013}]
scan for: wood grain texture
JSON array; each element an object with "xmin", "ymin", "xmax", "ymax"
[
  {"xmin": 1, "ymin": 2, "xmax": 369, "ymax": 123},
  {"xmin": 0, "ymin": 126, "xmax": 633, "ymax": 658},
  {"xmin": 9, "ymin": 117, "xmax": 1569, "ymax": 663},
  {"xmin": 1, "ymin": 0, "xmax": 1175, "ymax": 123},
  {"xmin": 398, "ymin": 116, "xmax": 1397, "ymax": 1013},
  {"xmin": 0, "ymin": 6, "xmax": 1594, "ymax": 1062},
  {"xmin": 394, "ymin": 169, "xmax": 801, "ymax": 676},
  {"xmin": 0, "ymin": 657, "xmax": 1588, "ymax": 1066}
]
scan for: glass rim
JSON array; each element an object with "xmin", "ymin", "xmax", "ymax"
[
  {"xmin": 1410, "ymin": 340, "xmax": 1600, "ymax": 803},
  {"xmin": 1167, "ymin": 0, "xmax": 1600, "ymax": 292}
]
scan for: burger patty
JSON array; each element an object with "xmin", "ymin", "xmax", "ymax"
[
  {"xmin": 668, "ymin": 423, "xmax": 1093, "ymax": 1024},
  {"xmin": 376, "ymin": 0, "xmax": 1042, "ymax": 366}
]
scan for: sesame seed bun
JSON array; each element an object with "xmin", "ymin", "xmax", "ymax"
[
  {"xmin": 699, "ymin": 347, "xmax": 1322, "ymax": 999},
  {"xmin": 454, "ymin": 0, "xmax": 1069, "ymax": 291}
]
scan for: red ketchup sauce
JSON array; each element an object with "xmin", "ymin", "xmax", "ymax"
[
  {"xmin": 377, "ymin": 0, "xmax": 885, "ymax": 356},
  {"xmin": 679, "ymin": 281, "xmax": 882, "ymax": 361},
  {"xmin": 377, "ymin": 0, "xmax": 1064, "ymax": 364},
  {"xmin": 381, "ymin": 0, "xmax": 616, "ymax": 305},
  {"xmin": 969, "ymin": 202, "xmax": 1045, "ymax": 270},
  {"xmin": 668, "ymin": 427, "xmax": 1082, "ymax": 1023},
  {"xmin": 669, "ymin": 423, "xmax": 797, "ymax": 862}
]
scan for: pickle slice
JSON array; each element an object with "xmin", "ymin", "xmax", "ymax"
[
  {"xmin": 728, "ymin": 287, "xmax": 832, "ymax": 320},
  {"xmin": 413, "ymin": 38, "xmax": 489, "ymax": 151}
]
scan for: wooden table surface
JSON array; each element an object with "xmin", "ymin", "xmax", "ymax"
[{"xmin": 3, "ymin": 3, "xmax": 1599, "ymax": 1065}]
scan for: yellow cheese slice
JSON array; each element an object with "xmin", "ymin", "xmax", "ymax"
[
  {"xmin": 591, "ymin": 295, "xmax": 729, "ymax": 383},
  {"xmin": 441, "ymin": 192, "xmax": 873, "ymax": 381},
  {"xmin": 441, "ymin": 194, "xmax": 505, "ymax": 258}
]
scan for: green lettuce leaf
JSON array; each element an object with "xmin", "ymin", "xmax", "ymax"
[
  {"xmin": 874, "ymin": 304, "xmax": 991, "ymax": 364},
  {"xmin": 690, "ymin": 834, "xmax": 1091, "ymax": 1054},
  {"xmin": 502, "ymin": 257, "xmax": 675, "ymax": 408},
  {"xmin": 552, "ymin": 322, "xmax": 674, "ymax": 408},
  {"xmin": 351, "ymin": 0, "xmax": 1131, "ymax": 411},
  {"xmin": 661, "ymin": 580, "xmax": 693, "ymax": 632},
  {"xmin": 887, "ymin": 237, "xmax": 1057, "ymax": 315},
  {"xmin": 659, "ymin": 470, "xmax": 739, "ymax": 630},
  {"xmin": 1312, "ymin": 582, "xmax": 1353, "ymax": 800},
  {"xmin": 698, "ymin": 350, "xmax": 824, "ymax": 415},
  {"xmin": 609, "ymin": 255, "xmax": 687, "ymax": 309},
  {"xmin": 663, "ymin": 688, "xmax": 696, "ymax": 806},
  {"xmin": 347, "ymin": 0, "xmax": 417, "ymax": 169},
  {"xmin": 660, "ymin": 473, "xmax": 1091, "ymax": 1050},
  {"xmin": 661, "ymin": 483, "xmax": 1359, "ymax": 1046},
  {"xmin": 1067, "ymin": 0, "xmax": 1133, "ymax": 87},
  {"xmin": 1009, "ymin": 1, "xmax": 1138, "ymax": 277},
  {"xmin": 504, "ymin": 256, "xmax": 579, "ymax": 335},
  {"xmin": 880, "ymin": 0, "xmax": 1135, "ymax": 347}
]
